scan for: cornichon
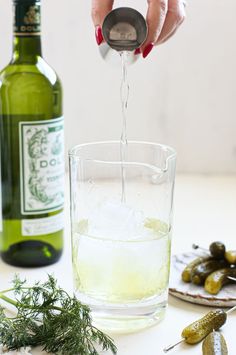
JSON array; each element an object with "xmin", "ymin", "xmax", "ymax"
[
  {"xmin": 181, "ymin": 309, "xmax": 227, "ymax": 344},
  {"xmin": 209, "ymin": 242, "xmax": 226, "ymax": 259},
  {"xmin": 205, "ymin": 267, "xmax": 236, "ymax": 295},
  {"xmin": 202, "ymin": 331, "xmax": 228, "ymax": 355},
  {"xmin": 224, "ymin": 250, "xmax": 236, "ymax": 265},
  {"xmin": 163, "ymin": 306, "xmax": 236, "ymax": 353},
  {"xmin": 182, "ymin": 256, "xmax": 212, "ymax": 282},
  {"xmin": 191, "ymin": 259, "xmax": 228, "ymax": 285}
]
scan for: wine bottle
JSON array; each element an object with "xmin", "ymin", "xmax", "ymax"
[{"xmin": 0, "ymin": 0, "xmax": 64, "ymax": 267}]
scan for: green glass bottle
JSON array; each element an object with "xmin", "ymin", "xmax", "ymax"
[{"xmin": 0, "ymin": 0, "xmax": 64, "ymax": 267}]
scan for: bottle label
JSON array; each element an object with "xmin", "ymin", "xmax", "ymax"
[
  {"xmin": 14, "ymin": 2, "xmax": 41, "ymax": 36},
  {"xmin": 22, "ymin": 211, "xmax": 64, "ymax": 236},
  {"xmin": 19, "ymin": 117, "xmax": 64, "ymax": 215}
]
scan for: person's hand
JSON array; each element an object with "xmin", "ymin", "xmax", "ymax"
[{"xmin": 91, "ymin": 0, "xmax": 186, "ymax": 58}]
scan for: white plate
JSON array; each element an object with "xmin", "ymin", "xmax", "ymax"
[{"xmin": 169, "ymin": 252, "xmax": 236, "ymax": 307}]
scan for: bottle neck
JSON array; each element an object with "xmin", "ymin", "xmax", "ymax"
[
  {"xmin": 12, "ymin": 36, "xmax": 42, "ymax": 64},
  {"xmin": 12, "ymin": 1, "xmax": 42, "ymax": 64}
]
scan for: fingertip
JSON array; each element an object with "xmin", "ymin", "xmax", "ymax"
[
  {"xmin": 142, "ymin": 42, "xmax": 154, "ymax": 59},
  {"xmin": 144, "ymin": 0, "xmax": 168, "ymax": 51},
  {"xmin": 134, "ymin": 48, "xmax": 141, "ymax": 55},
  {"xmin": 95, "ymin": 25, "xmax": 104, "ymax": 46}
]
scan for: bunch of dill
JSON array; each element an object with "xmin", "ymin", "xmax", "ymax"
[{"xmin": 0, "ymin": 275, "xmax": 117, "ymax": 355}]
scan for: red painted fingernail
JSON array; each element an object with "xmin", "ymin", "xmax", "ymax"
[
  {"xmin": 134, "ymin": 48, "xmax": 141, "ymax": 55},
  {"xmin": 95, "ymin": 26, "xmax": 103, "ymax": 45},
  {"xmin": 143, "ymin": 42, "xmax": 154, "ymax": 58}
]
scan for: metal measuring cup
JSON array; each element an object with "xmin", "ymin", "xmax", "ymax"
[{"xmin": 99, "ymin": 7, "xmax": 147, "ymax": 65}]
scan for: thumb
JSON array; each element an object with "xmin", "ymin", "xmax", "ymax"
[{"xmin": 141, "ymin": 0, "xmax": 168, "ymax": 57}]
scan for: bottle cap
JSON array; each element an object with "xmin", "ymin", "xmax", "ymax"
[{"xmin": 102, "ymin": 7, "xmax": 147, "ymax": 51}]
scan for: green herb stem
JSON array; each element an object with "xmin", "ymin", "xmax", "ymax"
[
  {"xmin": 0, "ymin": 292, "xmax": 70, "ymax": 315},
  {"xmin": 0, "ymin": 288, "xmax": 15, "ymax": 294},
  {"xmin": 0, "ymin": 293, "xmax": 18, "ymax": 307}
]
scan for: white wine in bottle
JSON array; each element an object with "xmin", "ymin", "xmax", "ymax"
[{"xmin": 0, "ymin": 0, "xmax": 64, "ymax": 266}]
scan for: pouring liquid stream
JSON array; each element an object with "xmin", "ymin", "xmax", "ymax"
[{"xmin": 120, "ymin": 51, "xmax": 129, "ymax": 203}]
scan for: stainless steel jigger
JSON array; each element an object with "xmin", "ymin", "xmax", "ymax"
[{"xmin": 99, "ymin": 7, "xmax": 147, "ymax": 65}]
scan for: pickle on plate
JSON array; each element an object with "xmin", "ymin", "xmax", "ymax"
[
  {"xmin": 205, "ymin": 267, "xmax": 236, "ymax": 295},
  {"xmin": 209, "ymin": 242, "xmax": 226, "ymax": 259},
  {"xmin": 202, "ymin": 331, "xmax": 228, "ymax": 355},
  {"xmin": 224, "ymin": 250, "xmax": 236, "ymax": 265},
  {"xmin": 181, "ymin": 309, "xmax": 227, "ymax": 344},
  {"xmin": 191, "ymin": 259, "xmax": 228, "ymax": 285},
  {"xmin": 182, "ymin": 256, "xmax": 212, "ymax": 283}
]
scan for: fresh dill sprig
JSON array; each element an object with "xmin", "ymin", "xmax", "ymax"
[{"xmin": 0, "ymin": 275, "xmax": 117, "ymax": 355}]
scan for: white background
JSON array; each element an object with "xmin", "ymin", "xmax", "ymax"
[{"xmin": 0, "ymin": 0, "xmax": 236, "ymax": 173}]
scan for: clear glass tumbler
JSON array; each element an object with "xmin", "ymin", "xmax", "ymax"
[{"xmin": 69, "ymin": 141, "xmax": 176, "ymax": 333}]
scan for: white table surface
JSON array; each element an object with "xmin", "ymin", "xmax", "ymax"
[{"xmin": 1, "ymin": 174, "xmax": 236, "ymax": 355}]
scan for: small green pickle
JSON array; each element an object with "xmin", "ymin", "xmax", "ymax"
[
  {"xmin": 209, "ymin": 242, "xmax": 226, "ymax": 259},
  {"xmin": 181, "ymin": 309, "xmax": 227, "ymax": 344},
  {"xmin": 205, "ymin": 268, "xmax": 236, "ymax": 295},
  {"xmin": 224, "ymin": 250, "xmax": 236, "ymax": 265},
  {"xmin": 182, "ymin": 256, "xmax": 212, "ymax": 283},
  {"xmin": 202, "ymin": 331, "xmax": 228, "ymax": 355},
  {"xmin": 191, "ymin": 259, "xmax": 228, "ymax": 285}
]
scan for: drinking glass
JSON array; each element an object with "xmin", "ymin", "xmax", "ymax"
[{"xmin": 69, "ymin": 141, "xmax": 176, "ymax": 333}]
